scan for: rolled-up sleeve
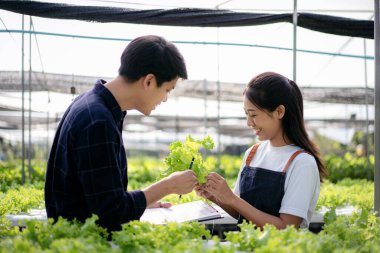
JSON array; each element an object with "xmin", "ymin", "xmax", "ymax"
[{"xmin": 74, "ymin": 121, "xmax": 146, "ymax": 230}]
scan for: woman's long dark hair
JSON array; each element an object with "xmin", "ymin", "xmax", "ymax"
[{"xmin": 245, "ymin": 72, "xmax": 327, "ymax": 181}]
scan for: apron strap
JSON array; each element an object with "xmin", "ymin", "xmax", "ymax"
[
  {"xmin": 245, "ymin": 143, "xmax": 260, "ymax": 166},
  {"xmin": 282, "ymin": 150, "xmax": 307, "ymax": 173}
]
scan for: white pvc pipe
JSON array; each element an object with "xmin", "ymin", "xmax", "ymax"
[
  {"xmin": 293, "ymin": 0, "xmax": 298, "ymax": 81},
  {"xmin": 374, "ymin": 0, "xmax": 380, "ymax": 214}
]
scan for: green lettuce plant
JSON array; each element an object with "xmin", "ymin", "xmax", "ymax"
[{"xmin": 162, "ymin": 135, "xmax": 214, "ymax": 184}]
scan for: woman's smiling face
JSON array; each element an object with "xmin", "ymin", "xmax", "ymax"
[{"xmin": 243, "ymin": 96, "xmax": 285, "ymax": 146}]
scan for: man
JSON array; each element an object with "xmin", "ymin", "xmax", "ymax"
[{"xmin": 45, "ymin": 35, "xmax": 197, "ymax": 232}]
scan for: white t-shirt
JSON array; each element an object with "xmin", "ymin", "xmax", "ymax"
[{"xmin": 233, "ymin": 140, "xmax": 320, "ymax": 228}]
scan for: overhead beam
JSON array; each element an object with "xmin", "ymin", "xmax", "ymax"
[{"xmin": 0, "ymin": 71, "xmax": 375, "ymax": 104}]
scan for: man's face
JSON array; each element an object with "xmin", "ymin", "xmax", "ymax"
[{"xmin": 141, "ymin": 77, "xmax": 178, "ymax": 116}]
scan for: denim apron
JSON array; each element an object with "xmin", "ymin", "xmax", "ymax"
[{"xmin": 238, "ymin": 143, "xmax": 306, "ymax": 223}]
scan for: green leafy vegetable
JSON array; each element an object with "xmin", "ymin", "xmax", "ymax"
[{"xmin": 161, "ymin": 135, "xmax": 214, "ymax": 184}]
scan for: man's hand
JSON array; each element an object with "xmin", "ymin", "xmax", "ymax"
[
  {"xmin": 147, "ymin": 201, "xmax": 172, "ymax": 209},
  {"xmin": 143, "ymin": 170, "xmax": 197, "ymax": 208},
  {"xmin": 166, "ymin": 170, "xmax": 198, "ymax": 195}
]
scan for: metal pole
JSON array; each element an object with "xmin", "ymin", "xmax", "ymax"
[
  {"xmin": 374, "ymin": 0, "xmax": 380, "ymax": 214},
  {"xmin": 292, "ymin": 0, "xmax": 298, "ymax": 81},
  {"xmin": 202, "ymin": 78, "xmax": 208, "ymax": 158},
  {"xmin": 175, "ymin": 97, "xmax": 179, "ymax": 141},
  {"xmin": 46, "ymin": 110, "xmax": 49, "ymax": 160},
  {"xmin": 363, "ymin": 39, "xmax": 371, "ymax": 180},
  {"xmin": 203, "ymin": 79, "xmax": 208, "ymax": 136},
  {"xmin": 216, "ymin": 28, "xmax": 221, "ymax": 172},
  {"xmin": 21, "ymin": 15, "xmax": 25, "ymax": 185},
  {"xmin": 46, "ymin": 89, "xmax": 51, "ymax": 160},
  {"xmin": 28, "ymin": 16, "xmax": 32, "ymax": 183}
]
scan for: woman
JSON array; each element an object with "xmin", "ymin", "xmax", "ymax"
[{"xmin": 196, "ymin": 72, "xmax": 327, "ymax": 229}]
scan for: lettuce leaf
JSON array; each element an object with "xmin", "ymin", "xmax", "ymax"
[{"xmin": 161, "ymin": 135, "xmax": 214, "ymax": 184}]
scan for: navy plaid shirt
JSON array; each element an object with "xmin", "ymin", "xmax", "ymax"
[{"xmin": 45, "ymin": 79, "xmax": 146, "ymax": 231}]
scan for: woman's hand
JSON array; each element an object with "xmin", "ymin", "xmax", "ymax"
[
  {"xmin": 205, "ymin": 172, "xmax": 236, "ymax": 205},
  {"xmin": 147, "ymin": 201, "xmax": 172, "ymax": 209},
  {"xmin": 194, "ymin": 183, "xmax": 215, "ymax": 202}
]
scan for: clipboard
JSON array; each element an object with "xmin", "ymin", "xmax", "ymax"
[{"xmin": 140, "ymin": 200, "xmax": 222, "ymax": 224}]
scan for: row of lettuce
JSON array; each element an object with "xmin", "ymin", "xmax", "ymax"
[
  {"xmin": 2, "ymin": 209, "xmax": 380, "ymax": 253},
  {"xmin": 0, "ymin": 153, "xmax": 378, "ymax": 252},
  {"xmin": 0, "ymin": 178, "xmax": 377, "ymax": 252},
  {"xmin": 0, "ymin": 152, "xmax": 374, "ymax": 191}
]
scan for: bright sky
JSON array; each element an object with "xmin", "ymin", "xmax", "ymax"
[
  {"xmin": 0, "ymin": 0, "xmax": 376, "ymax": 144},
  {"xmin": 0, "ymin": 0, "xmax": 375, "ymax": 86}
]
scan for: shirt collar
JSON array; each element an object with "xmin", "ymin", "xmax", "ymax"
[{"xmin": 93, "ymin": 79, "xmax": 126, "ymax": 123}]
